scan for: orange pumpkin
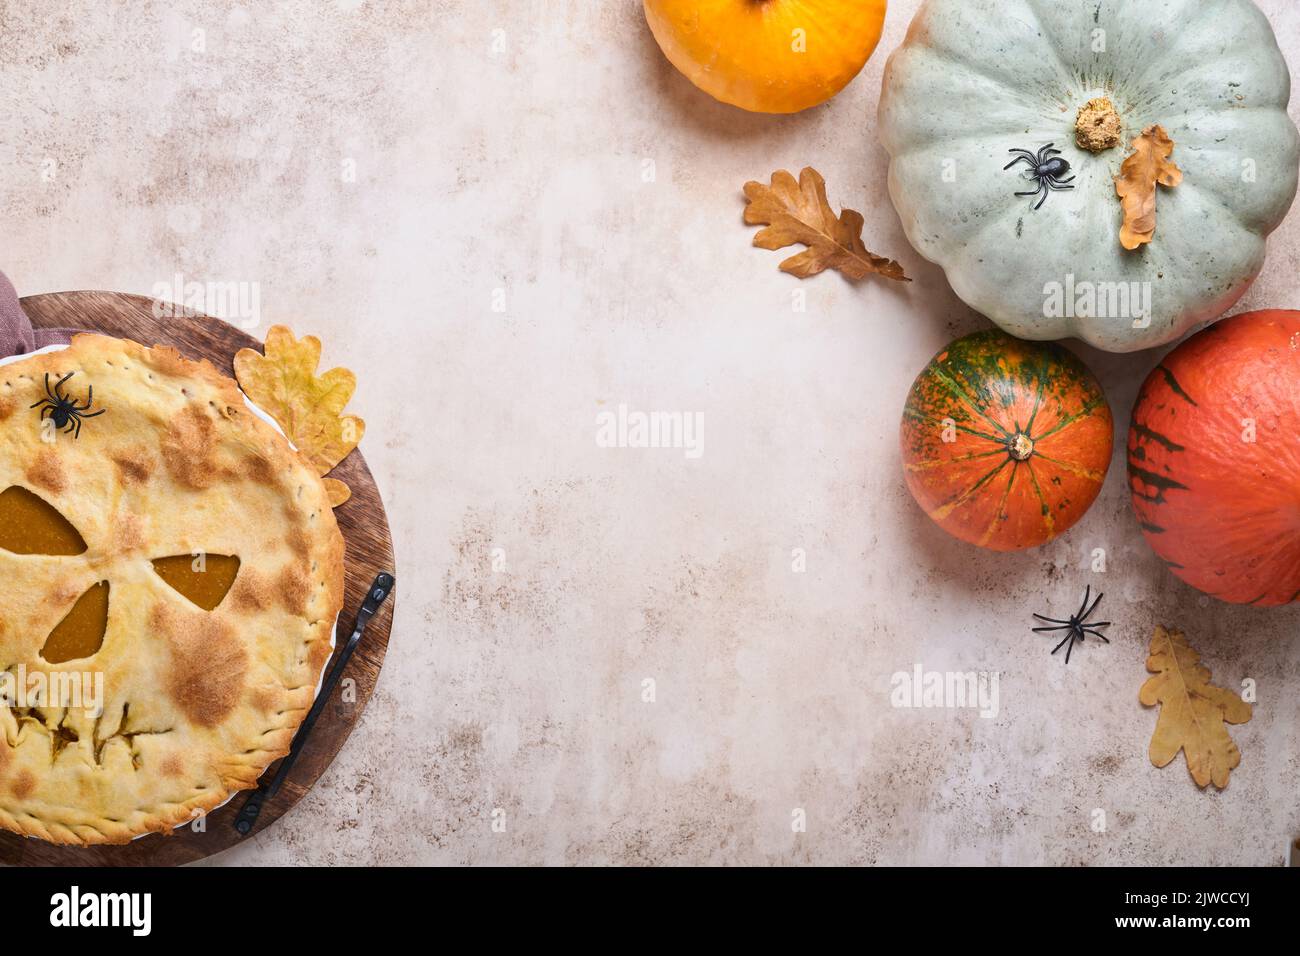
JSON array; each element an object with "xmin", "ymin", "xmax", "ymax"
[
  {"xmin": 901, "ymin": 330, "xmax": 1114, "ymax": 551},
  {"xmin": 643, "ymin": 0, "xmax": 888, "ymax": 114},
  {"xmin": 1128, "ymin": 310, "xmax": 1300, "ymax": 605}
]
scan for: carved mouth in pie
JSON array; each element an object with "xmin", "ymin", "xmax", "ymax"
[{"xmin": 9, "ymin": 702, "xmax": 172, "ymax": 771}]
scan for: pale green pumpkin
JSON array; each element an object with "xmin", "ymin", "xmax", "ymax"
[{"xmin": 878, "ymin": 0, "xmax": 1300, "ymax": 353}]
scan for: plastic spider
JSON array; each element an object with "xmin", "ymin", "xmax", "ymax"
[
  {"xmin": 1032, "ymin": 585, "xmax": 1109, "ymax": 664},
  {"xmin": 30, "ymin": 371, "xmax": 106, "ymax": 440},
  {"xmin": 1004, "ymin": 143, "xmax": 1076, "ymax": 210}
]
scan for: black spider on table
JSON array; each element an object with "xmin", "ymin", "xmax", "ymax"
[
  {"xmin": 1032, "ymin": 585, "xmax": 1109, "ymax": 664},
  {"xmin": 1004, "ymin": 143, "xmax": 1076, "ymax": 210},
  {"xmin": 30, "ymin": 371, "xmax": 106, "ymax": 439}
]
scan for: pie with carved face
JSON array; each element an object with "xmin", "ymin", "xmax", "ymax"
[{"xmin": 0, "ymin": 334, "xmax": 344, "ymax": 845}]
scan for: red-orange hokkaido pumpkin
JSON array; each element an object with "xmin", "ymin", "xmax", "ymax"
[
  {"xmin": 1128, "ymin": 310, "xmax": 1300, "ymax": 605},
  {"xmin": 901, "ymin": 330, "xmax": 1114, "ymax": 551}
]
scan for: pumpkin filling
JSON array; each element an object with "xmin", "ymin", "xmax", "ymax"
[
  {"xmin": 151, "ymin": 554, "xmax": 241, "ymax": 611},
  {"xmin": 0, "ymin": 486, "xmax": 87, "ymax": 555},
  {"xmin": 41, "ymin": 582, "xmax": 109, "ymax": 664}
]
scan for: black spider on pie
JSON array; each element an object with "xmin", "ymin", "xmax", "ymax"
[{"xmin": 30, "ymin": 371, "xmax": 107, "ymax": 439}]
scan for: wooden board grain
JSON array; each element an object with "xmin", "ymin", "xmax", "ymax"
[{"xmin": 0, "ymin": 291, "xmax": 395, "ymax": 865}]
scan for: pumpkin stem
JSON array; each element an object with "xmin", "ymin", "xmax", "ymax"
[
  {"xmin": 1009, "ymin": 433, "xmax": 1035, "ymax": 461},
  {"xmin": 1076, "ymin": 97, "xmax": 1122, "ymax": 152}
]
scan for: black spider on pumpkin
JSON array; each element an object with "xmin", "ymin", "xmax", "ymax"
[
  {"xmin": 1032, "ymin": 585, "xmax": 1109, "ymax": 664},
  {"xmin": 30, "ymin": 371, "xmax": 106, "ymax": 440},
  {"xmin": 1005, "ymin": 143, "xmax": 1076, "ymax": 210}
]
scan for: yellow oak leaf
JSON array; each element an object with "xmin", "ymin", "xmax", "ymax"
[
  {"xmin": 1115, "ymin": 125, "xmax": 1183, "ymax": 251},
  {"xmin": 1139, "ymin": 625, "xmax": 1251, "ymax": 789},
  {"xmin": 234, "ymin": 325, "xmax": 365, "ymax": 507},
  {"xmin": 743, "ymin": 167, "xmax": 909, "ymax": 282},
  {"xmin": 323, "ymin": 477, "xmax": 351, "ymax": 508}
]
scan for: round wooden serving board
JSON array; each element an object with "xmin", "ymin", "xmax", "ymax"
[{"xmin": 0, "ymin": 291, "xmax": 395, "ymax": 865}]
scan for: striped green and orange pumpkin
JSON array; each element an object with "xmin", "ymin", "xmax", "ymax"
[
  {"xmin": 1128, "ymin": 309, "xmax": 1300, "ymax": 605},
  {"xmin": 901, "ymin": 330, "xmax": 1114, "ymax": 551}
]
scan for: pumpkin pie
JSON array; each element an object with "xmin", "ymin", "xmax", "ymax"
[{"xmin": 0, "ymin": 334, "xmax": 344, "ymax": 844}]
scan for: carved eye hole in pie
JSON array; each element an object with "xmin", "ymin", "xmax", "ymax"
[
  {"xmin": 151, "ymin": 554, "xmax": 241, "ymax": 611},
  {"xmin": 0, "ymin": 486, "xmax": 87, "ymax": 555},
  {"xmin": 41, "ymin": 581, "xmax": 109, "ymax": 664}
]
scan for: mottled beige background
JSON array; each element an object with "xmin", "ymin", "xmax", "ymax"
[{"xmin": 2, "ymin": 0, "xmax": 1298, "ymax": 865}]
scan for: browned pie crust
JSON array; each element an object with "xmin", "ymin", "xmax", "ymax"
[{"xmin": 0, "ymin": 334, "xmax": 344, "ymax": 845}]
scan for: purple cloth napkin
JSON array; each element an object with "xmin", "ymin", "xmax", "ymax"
[{"xmin": 0, "ymin": 270, "xmax": 79, "ymax": 357}]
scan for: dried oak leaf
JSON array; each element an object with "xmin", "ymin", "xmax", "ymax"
[
  {"xmin": 1115, "ymin": 125, "xmax": 1183, "ymax": 251},
  {"xmin": 743, "ymin": 167, "xmax": 909, "ymax": 282},
  {"xmin": 234, "ymin": 325, "xmax": 365, "ymax": 507},
  {"xmin": 323, "ymin": 478, "xmax": 352, "ymax": 508},
  {"xmin": 1139, "ymin": 625, "xmax": 1251, "ymax": 789}
]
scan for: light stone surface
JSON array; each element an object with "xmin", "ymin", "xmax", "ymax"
[{"xmin": 1, "ymin": 0, "xmax": 1298, "ymax": 865}]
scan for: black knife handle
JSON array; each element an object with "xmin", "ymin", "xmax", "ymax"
[
  {"xmin": 356, "ymin": 573, "xmax": 396, "ymax": 632},
  {"xmin": 234, "ymin": 790, "xmax": 264, "ymax": 835}
]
